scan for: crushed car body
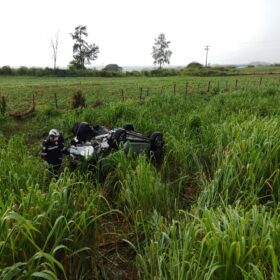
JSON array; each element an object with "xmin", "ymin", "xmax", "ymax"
[{"xmin": 68, "ymin": 122, "xmax": 164, "ymax": 164}]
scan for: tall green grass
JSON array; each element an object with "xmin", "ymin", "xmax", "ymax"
[
  {"xmin": 1, "ymin": 76, "xmax": 280, "ymax": 278},
  {"xmin": 0, "ymin": 137, "xmax": 117, "ymax": 279},
  {"xmin": 198, "ymin": 117, "xmax": 280, "ymax": 207},
  {"xmin": 134, "ymin": 206, "xmax": 280, "ymax": 279}
]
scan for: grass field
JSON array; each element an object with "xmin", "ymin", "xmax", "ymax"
[
  {"xmin": 0, "ymin": 74, "xmax": 280, "ymax": 279},
  {"xmin": 1, "ymin": 75, "xmax": 280, "ymax": 111}
]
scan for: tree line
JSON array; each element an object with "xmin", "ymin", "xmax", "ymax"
[
  {"xmin": 0, "ymin": 64, "xmax": 239, "ymax": 78},
  {"xmin": 0, "ymin": 66, "xmax": 179, "ymax": 77}
]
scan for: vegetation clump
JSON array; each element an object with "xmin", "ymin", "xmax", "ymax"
[
  {"xmin": 71, "ymin": 90, "xmax": 86, "ymax": 109},
  {"xmin": 189, "ymin": 115, "xmax": 202, "ymax": 134}
]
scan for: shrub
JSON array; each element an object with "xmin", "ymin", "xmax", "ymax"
[
  {"xmin": 71, "ymin": 90, "xmax": 86, "ymax": 109},
  {"xmin": 211, "ymin": 86, "xmax": 220, "ymax": 95}
]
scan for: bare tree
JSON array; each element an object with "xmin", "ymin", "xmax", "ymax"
[{"xmin": 50, "ymin": 31, "xmax": 60, "ymax": 69}]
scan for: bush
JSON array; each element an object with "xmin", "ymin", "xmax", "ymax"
[
  {"xmin": 211, "ymin": 86, "xmax": 220, "ymax": 95},
  {"xmin": 71, "ymin": 90, "xmax": 86, "ymax": 109}
]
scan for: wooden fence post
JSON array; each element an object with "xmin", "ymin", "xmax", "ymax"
[
  {"xmin": 173, "ymin": 83, "xmax": 176, "ymax": 94},
  {"xmin": 185, "ymin": 82, "xmax": 188, "ymax": 95},
  {"xmin": 54, "ymin": 92, "xmax": 58, "ymax": 109},
  {"xmin": 259, "ymin": 77, "xmax": 263, "ymax": 86},
  {"xmin": 32, "ymin": 94, "xmax": 35, "ymax": 111},
  {"xmin": 121, "ymin": 89, "xmax": 124, "ymax": 101},
  {"xmin": 0, "ymin": 96, "xmax": 6, "ymax": 114},
  {"xmin": 235, "ymin": 79, "xmax": 238, "ymax": 89},
  {"xmin": 207, "ymin": 81, "xmax": 211, "ymax": 92}
]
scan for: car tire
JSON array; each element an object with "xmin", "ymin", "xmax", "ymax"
[
  {"xmin": 72, "ymin": 122, "xmax": 80, "ymax": 135},
  {"xmin": 150, "ymin": 132, "xmax": 163, "ymax": 150},
  {"xmin": 108, "ymin": 128, "xmax": 127, "ymax": 148},
  {"xmin": 150, "ymin": 132, "xmax": 164, "ymax": 165},
  {"xmin": 123, "ymin": 123, "xmax": 134, "ymax": 131}
]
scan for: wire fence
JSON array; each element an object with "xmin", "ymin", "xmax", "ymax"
[{"xmin": 1, "ymin": 75, "xmax": 280, "ymax": 115}]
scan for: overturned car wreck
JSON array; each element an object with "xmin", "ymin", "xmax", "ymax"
[{"xmin": 68, "ymin": 122, "xmax": 164, "ymax": 165}]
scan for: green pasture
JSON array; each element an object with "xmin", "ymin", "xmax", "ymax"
[{"xmin": 1, "ymin": 75, "xmax": 280, "ymax": 112}]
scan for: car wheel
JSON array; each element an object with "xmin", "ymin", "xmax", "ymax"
[
  {"xmin": 123, "ymin": 123, "xmax": 134, "ymax": 131},
  {"xmin": 72, "ymin": 122, "xmax": 80, "ymax": 135},
  {"xmin": 150, "ymin": 132, "xmax": 163, "ymax": 150},
  {"xmin": 150, "ymin": 132, "xmax": 164, "ymax": 165},
  {"xmin": 109, "ymin": 128, "xmax": 127, "ymax": 149}
]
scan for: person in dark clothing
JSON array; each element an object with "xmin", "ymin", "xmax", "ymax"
[{"xmin": 41, "ymin": 129, "xmax": 68, "ymax": 176}]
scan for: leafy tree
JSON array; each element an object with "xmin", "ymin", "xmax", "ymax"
[
  {"xmin": 187, "ymin": 62, "xmax": 203, "ymax": 68},
  {"xmin": 0, "ymin": 66, "xmax": 13, "ymax": 75},
  {"xmin": 103, "ymin": 64, "xmax": 122, "ymax": 71},
  {"xmin": 152, "ymin": 33, "xmax": 172, "ymax": 69},
  {"xmin": 70, "ymin": 25, "xmax": 99, "ymax": 69}
]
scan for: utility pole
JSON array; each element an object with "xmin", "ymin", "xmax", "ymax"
[{"xmin": 204, "ymin": 45, "xmax": 210, "ymax": 67}]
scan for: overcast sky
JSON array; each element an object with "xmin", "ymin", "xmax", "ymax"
[{"xmin": 1, "ymin": 0, "xmax": 280, "ymax": 68}]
